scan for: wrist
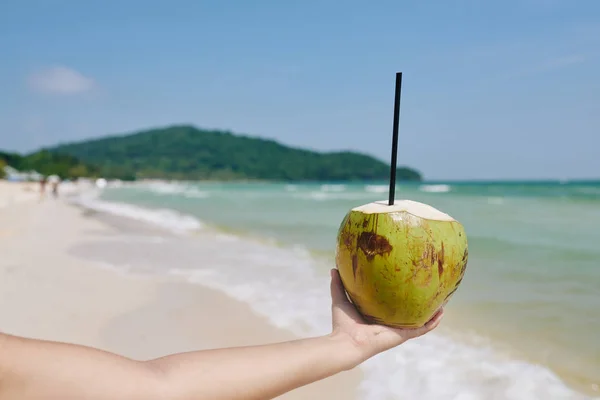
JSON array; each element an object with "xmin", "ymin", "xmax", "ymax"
[{"xmin": 327, "ymin": 330, "xmax": 368, "ymax": 371}]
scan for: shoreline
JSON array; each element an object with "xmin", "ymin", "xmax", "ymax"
[
  {"xmin": 2, "ymin": 180, "xmax": 598, "ymax": 399},
  {"xmin": 71, "ymin": 187, "xmax": 599, "ymax": 398},
  {"xmin": 72, "ymin": 180, "xmax": 599, "ymax": 398},
  {"xmin": 0, "ymin": 185, "xmax": 362, "ymax": 399}
]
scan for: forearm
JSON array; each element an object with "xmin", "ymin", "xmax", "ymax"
[
  {"xmin": 1, "ymin": 332, "xmax": 360, "ymax": 400},
  {"xmin": 149, "ymin": 332, "xmax": 359, "ymax": 400},
  {"xmin": 0, "ymin": 268, "xmax": 440, "ymax": 400},
  {"xmin": 0, "ymin": 333, "xmax": 160, "ymax": 400}
]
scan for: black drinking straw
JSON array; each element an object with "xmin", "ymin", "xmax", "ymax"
[{"xmin": 388, "ymin": 72, "xmax": 403, "ymax": 206}]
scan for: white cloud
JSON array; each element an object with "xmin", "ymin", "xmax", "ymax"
[
  {"xmin": 27, "ymin": 66, "xmax": 95, "ymax": 95},
  {"xmin": 541, "ymin": 54, "xmax": 586, "ymax": 70}
]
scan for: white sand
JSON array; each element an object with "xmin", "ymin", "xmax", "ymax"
[
  {"xmin": 0, "ymin": 181, "xmax": 38, "ymax": 209},
  {"xmin": 0, "ymin": 187, "xmax": 361, "ymax": 399}
]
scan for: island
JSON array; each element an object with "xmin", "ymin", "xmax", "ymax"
[{"xmin": 2, "ymin": 125, "xmax": 422, "ymax": 182}]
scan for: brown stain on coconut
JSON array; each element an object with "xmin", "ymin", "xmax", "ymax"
[
  {"xmin": 357, "ymin": 232, "xmax": 393, "ymax": 261},
  {"xmin": 444, "ymin": 246, "xmax": 468, "ymax": 299},
  {"xmin": 340, "ymin": 216, "xmax": 355, "ymax": 251},
  {"xmin": 437, "ymin": 242, "xmax": 445, "ymax": 277},
  {"xmin": 341, "ymin": 230, "xmax": 353, "ymax": 250},
  {"xmin": 351, "ymin": 253, "xmax": 359, "ymax": 280},
  {"xmin": 409, "ymin": 242, "xmax": 436, "ymax": 287},
  {"xmin": 460, "ymin": 247, "xmax": 469, "ymax": 275}
]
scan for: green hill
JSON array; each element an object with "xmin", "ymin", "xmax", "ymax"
[
  {"xmin": 48, "ymin": 125, "xmax": 422, "ymax": 182},
  {"xmin": 0, "ymin": 150, "xmax": 100, "ymax": 180}
]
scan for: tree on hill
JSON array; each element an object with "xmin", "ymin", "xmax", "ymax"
[
  {"xmin": 49, "ymin": 125, "xmax": 422, "ymax": 182},
  {"xmin": 0, "ymin": 151, "xmax": 25, "ymax": 171},
  {"xmin": 0, "ymin": 150, "xmax": 101, "ymax": 181}
]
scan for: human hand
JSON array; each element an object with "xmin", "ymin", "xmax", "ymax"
[{"xmin": 329, "ymin": 268, "xmax": 444, "ymax": 367}]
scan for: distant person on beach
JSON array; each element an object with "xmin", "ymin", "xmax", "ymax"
[
  {"xmin": 48, "ymin": 175, "xmax": 60, "ymax": 198},
  {"xmin": 39, "ymin": 176, "xmax": 47, "ymax": 200},
  {"xmin": 0, "ymin": 269, "xmax": 443, "ymax": 399}
]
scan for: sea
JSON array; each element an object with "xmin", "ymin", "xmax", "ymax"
[{"xmin": 72, "ymin": 180, "xmax": 600, "ymax": 400}]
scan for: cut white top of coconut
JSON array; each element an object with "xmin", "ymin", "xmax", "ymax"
[{"xmin": 352, "ymin": 199, "xmax": 456, "ymax": 221}]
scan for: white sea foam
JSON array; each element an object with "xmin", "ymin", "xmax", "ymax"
[
  {"xmin": 293, "ymin": 191, "xmax": 371, "ymax": 201},
  {"xmin": 79, "ymin": 189, "xmax": 596, "ymax": 400},
  {"xmin": 71, "ymin": 190, "xmax": 204, "ymax": 233},
  {"xmin": 142, "ymin": 181, "xmax": 209, "ymax": 198},
  {"xmin": 162, "ymin": 236, "xmax": 592, "ymax": 400},
  {"xmin": 365, "ymin": 184, "xmax": 389, "ymax": 193},
  {"xmin": 320, "ymin": 184, "xmax": 347, "ymax": 192},
  {"xmin": 420, "ymin": 184, "xmax": 452, "ymax": 193}
]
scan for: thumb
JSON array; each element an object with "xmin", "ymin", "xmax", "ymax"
[{"xmin": 330, "ymin": 269, "xmax": 351, "ymax": 307}]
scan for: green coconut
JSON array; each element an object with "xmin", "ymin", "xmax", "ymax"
[{"xmin": 335, "ymin": 199, "xmax": 468, "ymax": 328}]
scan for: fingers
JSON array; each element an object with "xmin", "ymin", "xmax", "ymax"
[
  {"xmin": 424, "ymin": 308, "xmax": 444, "ymax": 330},
  {"xmin": 330, "ymin": 268, "xmax": 351, "ymax": 306},
  {"xmin": 401, "ymin": 308, "xmax": 445, "ymax": 339}
]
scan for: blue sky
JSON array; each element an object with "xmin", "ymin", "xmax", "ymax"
[{"xmin": 1, "ymin": 0, "xmax": 598, "ymax": 180}]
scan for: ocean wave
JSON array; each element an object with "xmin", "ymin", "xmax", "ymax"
[
  {"xmin": 71, "ymin": 190, "xmax": 204, "ymax": 233},
  {"xmin": 142, "ymin": 181, "xmax": 210, "ymax": 199},
  {"xmin": 320, "ymin": 184, "xmax": 347, "ymax": 192},
  {"xmin": 293, "ymin": 191, "xmax": 373, "ymax": 201},
  {"xmin": 364, "ymin": 184, "xmax": 388, "ymax": 193},
  {"xmin": 285, "ymin": 184, "xmax": 349, "ymax": 195},
  {"xmin": 76, "ymin": 193, "xmax": 595, "ymax": 400},
  {"xmin": 420, "ymin": 184, "xmax": 452, "ymax": 193},
  {"xmin": 163, "ymin": 238, "xmax": 591, "ymax": 400}
]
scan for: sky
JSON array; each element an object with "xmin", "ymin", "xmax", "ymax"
[{"xmin": 0, "ymin": 0, "xmax": 599, "ymax": 180}]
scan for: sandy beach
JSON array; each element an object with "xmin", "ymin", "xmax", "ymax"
[
  {"xmin": 0, "ymin": 182, "xmax": 361, "ymax": 399},
  {"xmin": 0, "ymin": 180, "xmax": 39, "ymax": 209}
]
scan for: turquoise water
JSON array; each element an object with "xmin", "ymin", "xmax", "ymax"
[{"xmin": 94, "ymin": 180, "xmax": 600, "ymax": 397}]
